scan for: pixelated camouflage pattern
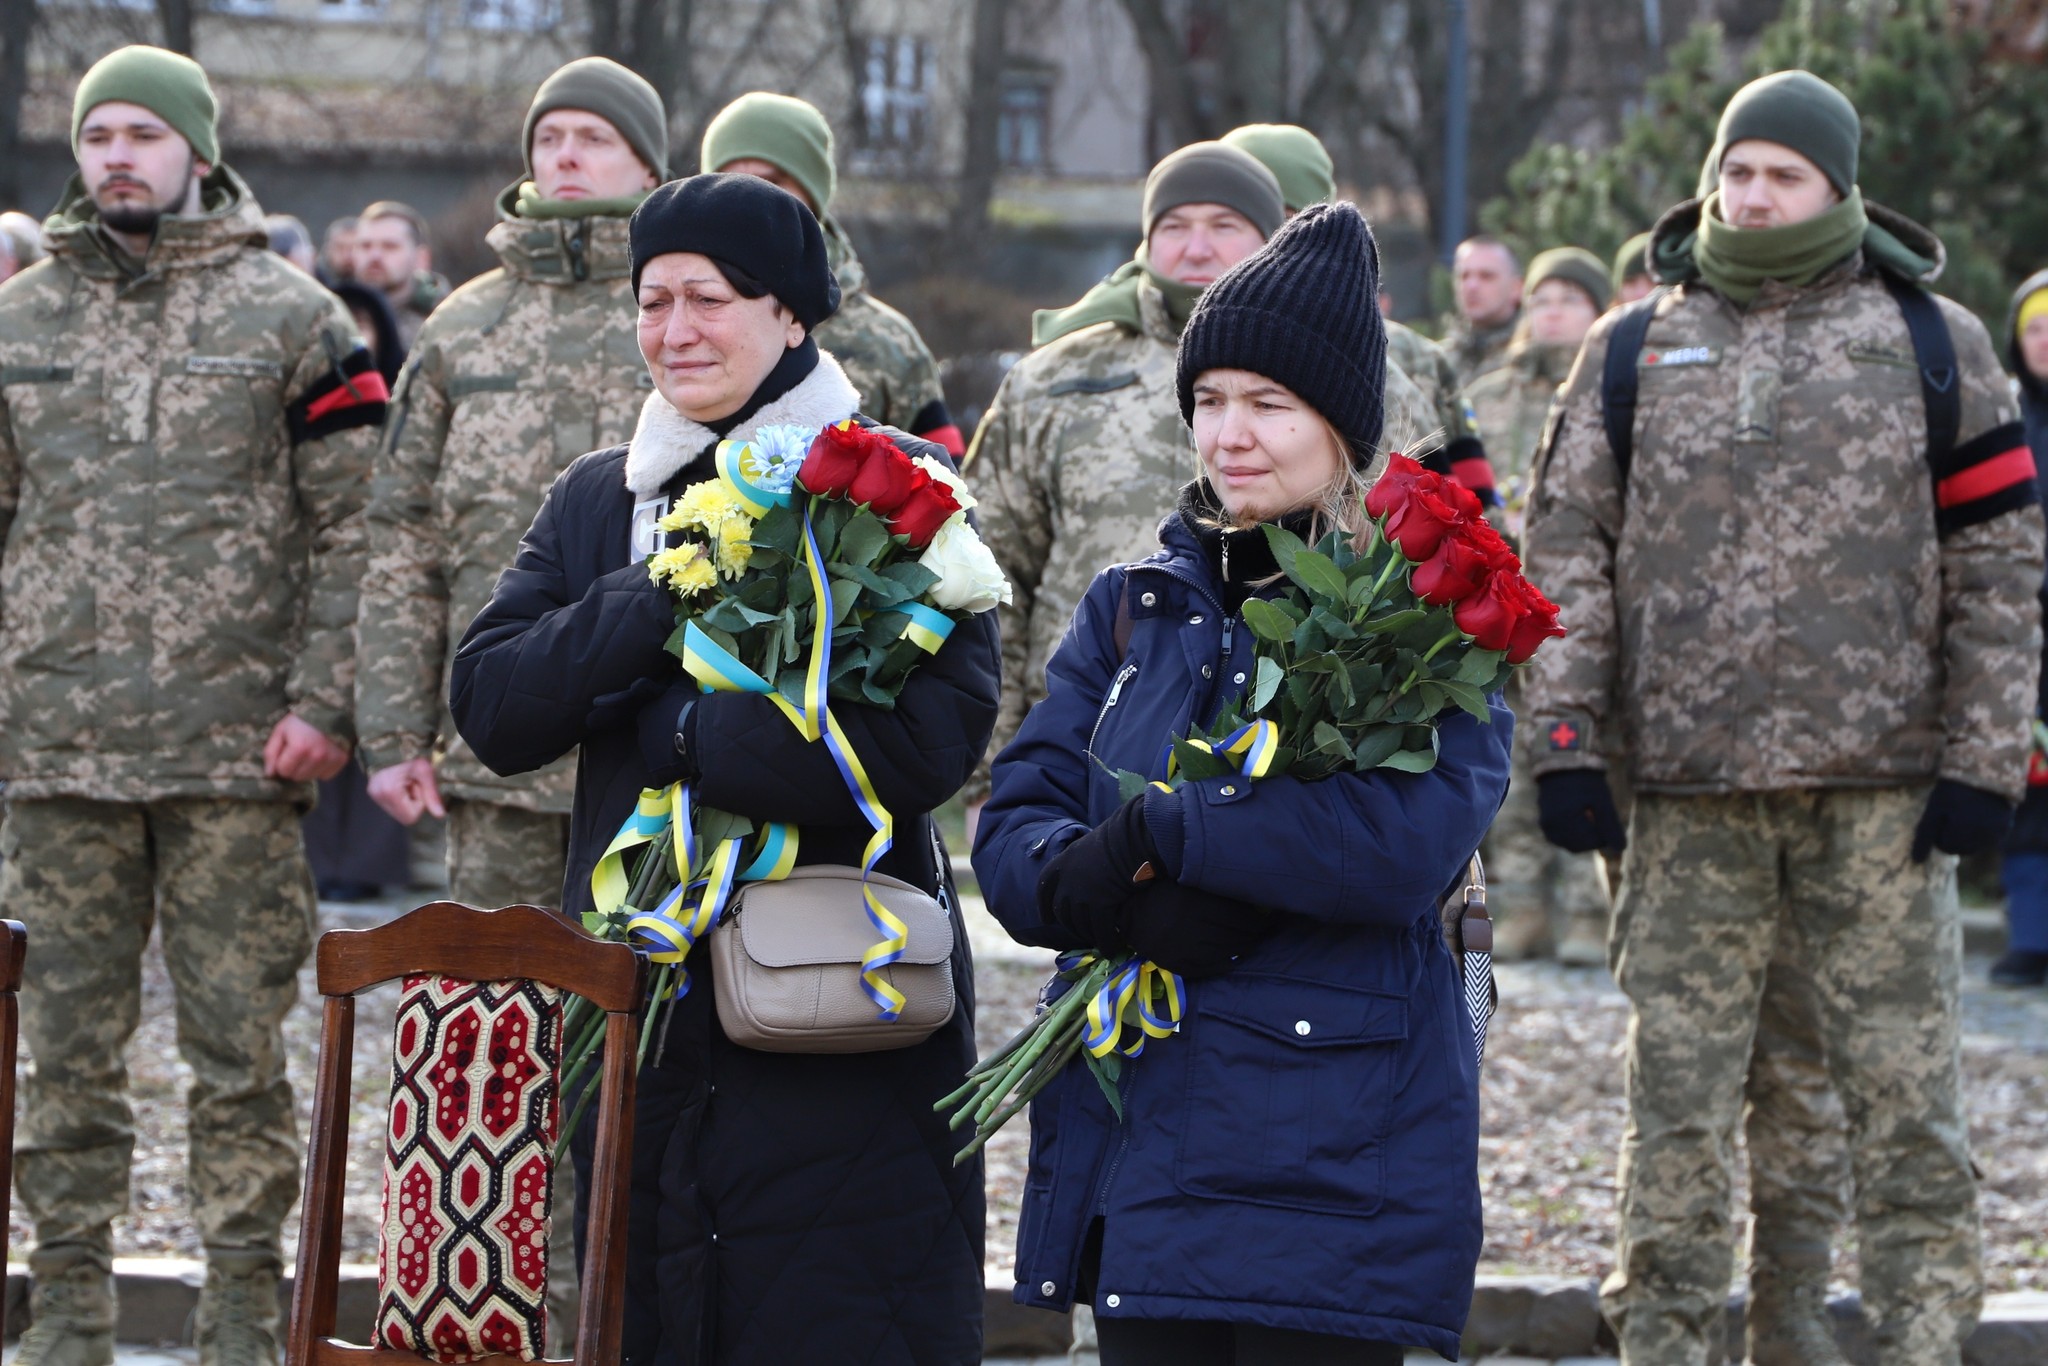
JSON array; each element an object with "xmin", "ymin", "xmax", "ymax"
[
  {"xmin": 1386, "ymin": 318, "xmax": 1475, "ymax": 450},
  {"xmin": 1603, "ymin": 788, "xmax": 1980, "ymax": 1366},
  {"xmin": 1524, "ymin": 253, "xmax": 2045, "ymax": 801},
  {"xmin": 355, "ymin": 200, "xmax": 648, "ymax": 811},
  {"xmin": 815, "ymin": 220, "xmax": 948, "ymax": 435},
  {"xmin": 965, "ymin": 277, "xmax": 1437, "ymax": 794},
  {"xmin": 445, "ymin": 797, "xmax": 572, "ymax": 909},
  {"xmin": 1482, "ymin": 675, "xmax": 1610, "ymax": 946},
  {"xmin": 6, "ymin": 796, "xmax": 316, "ymax": 1261},
  {"xmin": 1461, "ymin": 339, "xmax": 1575, "ymax": 539},
  {"xmin": 390, "ymin": 269, "xmax": 452, "ymax": 354},
  {"xmin": 0, "ymin": 170, "xmax": 376, "ymax": 804},
  {"xmin": 1744, "ymin": 936, "xmax": 1852, "ymax": 1291},
  {"xmin": 1440, "ymin": 309, "xmax": 1519, "ymax": 386}
]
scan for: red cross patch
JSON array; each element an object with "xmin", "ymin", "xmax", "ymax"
[{"xmin": 1548, "ymin": 722, "xmax": 1580, "ymax": 752}]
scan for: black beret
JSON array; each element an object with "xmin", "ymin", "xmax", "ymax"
[{"xmin": 629, "ymin": 173, "xmax": 841, "ymax": 328}]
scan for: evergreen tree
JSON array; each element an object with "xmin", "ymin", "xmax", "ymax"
[{"xmin": 1482, "ymin": 0, "xmax": 2048, "ymax": 325}]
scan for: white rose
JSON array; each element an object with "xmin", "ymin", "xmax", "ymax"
[
  {"xmin": 919, "ymin": 520, "xmax": 1012, "ymax": 614},
  {"xmin": 913, "ymin": 454, "xmax": 977, "ymax": 513}
]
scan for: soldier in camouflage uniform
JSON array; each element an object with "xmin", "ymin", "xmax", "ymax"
[
  {"xmin": 0, "ymin": 47, "xmax": 384, "ymax": 1366},
  {"xmin": 1441, "ymin": 234, "xmax": 1524, "ymax": 385},
  {"xmin": 353, "ymin": 59, "xmax": 666, "ymax": 1357},
  {"xmin": 969, "ymin": 143, "xmax": 1436, "ymax": 796},
  {"xmin": 1525, "ymin": 72, "xmax": 2043, "ymax": 1366},
  {"xmin": 701, "ymin": 92, "xmax": 963, "ymax": 455},
  {"xmin": 1464, "ymin": 246, "xmax": 1613, "ymax": 962},
  {"xmin": 353, "ymin": 201, "xmax": 449, "ymax": 355}
]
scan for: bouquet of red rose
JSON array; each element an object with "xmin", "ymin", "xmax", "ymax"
[
  {"xmin": 938, "ymin": 453, "xmax": 1560, "ymax": 1161},
  {"xmin": 553, "ymin": 421, "xmax": 1009, "ymax": 1154}
]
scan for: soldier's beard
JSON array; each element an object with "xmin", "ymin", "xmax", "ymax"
[{"xmin": 95, "ymin": 163, "xmax": 195, "ymax": 238}]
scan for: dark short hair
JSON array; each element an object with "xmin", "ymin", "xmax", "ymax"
[
  {"xmin": 1456, "ymin": 234, "xmax": 1521, "ymax": 274},
  {"xmin": 359, "ymin": 200, "xmax": 429, "ymax": 249}
]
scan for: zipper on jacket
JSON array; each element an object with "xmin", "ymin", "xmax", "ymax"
[
  {"xmin": 1085, "ymin": 662, "xmax": 1139, "ymax": 763},
  {"xmin": 1093, "ymin": 1066, "xmax": 1138, "ymax": 1217}
]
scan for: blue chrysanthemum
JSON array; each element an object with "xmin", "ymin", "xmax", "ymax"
[{"xmin": 743, "ymin": 423, "xmax": 818, "ymax": 494}]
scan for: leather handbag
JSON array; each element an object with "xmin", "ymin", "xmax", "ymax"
[{"xmin": 709, "ymin": 865, "xmax": 957, "ymax": 1053}]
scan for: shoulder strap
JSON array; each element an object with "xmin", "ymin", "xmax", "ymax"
[
  {"xmin": 1880, "ymin": 274, "xmax": 1960, "ymax": 468},
  {"xmin": 1600, "ymin": 288, "xmax": 1666, "ymax": 486}
]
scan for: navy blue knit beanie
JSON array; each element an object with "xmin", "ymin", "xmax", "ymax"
[{"xmin": 1175, "ymin": 200, "xmax": 1387, "ymax": 462}]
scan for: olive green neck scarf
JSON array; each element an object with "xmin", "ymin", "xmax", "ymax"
[
  {"xmin": 1692, "ymin": 188, "xmax": 1868, "ymax": 305},
  {"xmin": 513, "ymin": 180, "xmax": 648, "ymax": 221}
]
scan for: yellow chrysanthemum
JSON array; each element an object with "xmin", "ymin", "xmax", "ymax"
[
  {"xmin": 648, "ymin": 542, "xmax": 710, "ymax": 593},
  {"xmin": 714, "ymin": 514, "xmax": 755, "ymax": 575},
  {"xmin": 672, "ymin": 555, "xmax": 718, "ymax": 596},
  {"xmin": 669, "ymin": 480, "xmax": 746, "ymax": 533}
]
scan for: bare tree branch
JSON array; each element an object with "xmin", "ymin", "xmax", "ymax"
[
  {"xmin": 156, "ymin": 0, "xmax": 194, "ymax": 54},
  {"xmin": 948, "ymin": 0, "xmax": 1008, "ymax": 246},
  {"xmin": 1116, "ymin": 0, "xmax": 1210, "ymax": 146}
]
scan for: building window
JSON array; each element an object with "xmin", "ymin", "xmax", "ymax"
[
  {"xmin": 209, "ymin": 0, "xmax": 277, "ymax": 14},
  {"xmin": 318, "ymin": 0, "xmax": 384, "ymax": 18},
  {"xmin": 857, "ymin": 35, "xmax": 930, "ymax": 155},
  {"xmin": 466, "ymin": 0, "xmax": 558, "ymax": 29},
  {"xmin": 997, "ymin": 73, "xmax": 1052, "ymax": 171}
]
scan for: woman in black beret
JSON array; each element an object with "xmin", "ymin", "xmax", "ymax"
[{"xmin": 451, "ymin": 173, "xmax": 997, "ymax": 1365}]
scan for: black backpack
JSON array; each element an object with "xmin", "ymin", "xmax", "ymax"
[{"xmin": 1599, "ymin": 275, "xmax": 1960, "ymax": 484}]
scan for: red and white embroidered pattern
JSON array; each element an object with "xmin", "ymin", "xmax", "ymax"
[{"xmin": 374, "ymin": 975, "xmax": 561, "ymax": 1362}]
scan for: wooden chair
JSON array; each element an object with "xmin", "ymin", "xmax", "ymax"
[
  {"xmin": 0, "ymin": 920, "xmax": 24, "ymax": 1345},
  {"xmin": 286, "ymin": 902, "xmax": 646, "ymax": 1366}
]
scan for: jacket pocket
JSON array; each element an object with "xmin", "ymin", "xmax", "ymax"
[{"xmin": 1174, "ymin": 972, "xmax": 1407, "ymax": 1217}]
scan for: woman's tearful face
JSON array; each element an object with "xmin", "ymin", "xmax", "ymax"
[
  {"xmin": 1191, "ymin": 367, "xmax": 1347, "ymax": 524},
  {"xmin": 636, "ymin": 250, "xmax": 806, "ymax": 423}
]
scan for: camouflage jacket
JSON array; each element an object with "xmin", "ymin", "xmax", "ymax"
[
  {"xmin": 390, "ymin": 269, "xmax": 451, "ymax": 354},
  {"xmin": 1461, "ymin": 339, "xmax": 1575, "ymax": 537},
  {"xmin": 1524, "ymin": 223, "xmax": 2044, "ymax": 801},
  {"xmin": 1387, "ymin": 318, "xmax": 1472, "ymax": 446},
  {"xmin": 356, "ymin": 198, "xmax": 647, "ymax": 811},
  {"xmin": 815, "ymin": 220, "xmax": 956, "ymax": 450},
  {"xmin": 0, "ymin": 168, "xmax": 382, "ymax": 802},
  {"xmin": 1440, "ymin": 309, "xmax": 1519, "ymax": 387},
  {"xmin": 966, "ymin": 277, "xmax": 1436, "ymax": 795}
]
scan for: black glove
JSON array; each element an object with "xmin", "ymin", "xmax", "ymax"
[
  {"xmin": 1537, "ymin": 770, "xmax": 1627, "ymax": 854},
  {"xmin": 636, "ymin": 683, "xmax": 699, "ymax": 789},
  {"xmin": 1036, "ymin": 798, "xmax": 1158, "ymax": 951},
  {"xmin": 1123, "ymin": 881, "xmax": 1271, "ymax": 979},
  {"xmin": 1910, "ymin": 779, "xmax": 2014, "ymax": 862}
]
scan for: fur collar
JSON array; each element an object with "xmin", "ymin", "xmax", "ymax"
[{"xmin": 625, "ymin": 351, "xmax": 862, "ymax": 496}]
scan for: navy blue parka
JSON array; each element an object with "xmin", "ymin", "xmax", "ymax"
[{"xmin": 973, "ymin": 497, "xmax": 1512, "ymax": 1360}]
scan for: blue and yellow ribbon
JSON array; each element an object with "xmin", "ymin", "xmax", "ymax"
[
  {"xmin": 1080, "ymin": 958, "xmax": 1186, "ymax": 1059},
  {"xmin": 681, "ymin": 621, "xmax": 807, "ymax": 733},
  {"xmin": 820, "ymin": 709, "xmax": 912, "ymax": 1020},
  {"xmin": 1152, "ymin": 717, "xmax": 1281, "ymax": 792},
  {"xmin": 880, "ymin": 600, "xmax": 956, "ymax": 656},
  {"xmin": 715, "ymin": 439, "xmax": 795, "ymax": 518}
]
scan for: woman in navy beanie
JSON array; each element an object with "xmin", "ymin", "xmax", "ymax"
[{"xmin": 975, "ymin": 201, "xmax": 1510, "ymax": 1364}]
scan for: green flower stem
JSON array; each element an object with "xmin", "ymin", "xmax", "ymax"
[
  {"xmin": 970, "ymin": 977, "xmax": 1093, "ymax": 1126},
  {"xmin": 1367, "ymin": 551, "xmax": 1408, "ymax": 608},
  {"xmin": 955, "ymin": 1019, "xmax": 1086, "ymax": 1166},
  {"xmin": 1420, "ymin": 628, "xmax": 1463, "ymax": 665}
]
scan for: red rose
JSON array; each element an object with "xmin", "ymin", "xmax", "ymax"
[
  {"xmin": 1503, "ymin": 578, "xmax": 1566, "ymax": 665},
  {"xmin": 887, "ymin": 476, "xmax": 963, "ymax": 549},
  {"xmin": 1383, "ymin": 486, "xmax": 1470, "ymax": 561},
  {"xmin": 1453, "ymin": 573, "xmax": 1530, "ymax": 652},
  {"xmin": 1409, "ymin": 533, "xmax": 1491, "ymax": 605},
  {"xmin": 1460, "ymin": 517, "xmax": 1522, "ymax": 574},
  {"xmin": 1364, "ymin": 452, "xmax": 1431, "ymax": 522},
  {"xmin": 846, "ymin": 440, "xmax": 924, "ymax": 513},
  {"xmin": 797, "ymin": 423, "xmax": 871, "ymax": 498}
]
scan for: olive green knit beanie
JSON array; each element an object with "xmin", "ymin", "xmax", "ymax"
[
  {"xmin": 1611, "ymin": 231, "xmax": 1653, "ymax": 291},
  {"xmin": 702, "ymin": 92, "xmax": 836, "ymax": 215},
  {"xmin": 1143, "ymin": 142, "xmax": 1285, "ymax": 240},
  {"xmin": 72, "ymin": 45, "xmax": 219, "ymax": 167},
  {"xmin": 1525, "ymin": 246, "xmax": 1612, "ymax": 310},
  {"xmin": 1707, "ymin": 69, "xmax": 1860, "ymax": 197},
  {"xmin": 1221, "ymin": 124, "xmax": 1335, "ymax": 214},
  {"xmin": 524, "ymin": 57, "xmax": 670, "ymax": 181}
]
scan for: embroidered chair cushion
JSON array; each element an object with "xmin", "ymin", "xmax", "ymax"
[{"xmin": 374, "ymin": 975, "xmax": 562, "ymax": 1362}]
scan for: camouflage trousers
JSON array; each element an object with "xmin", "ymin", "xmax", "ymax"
[
  {"xmin": 1483, "ymin": 721, "xmax": 1610, "ymax": 952},
  {"xmin": 445, "ymin": 796, "xmax": 579, "ymax": 1354},
  {"xmin": 446, "ymin": 797, "xmax": 571, "ymax": 911},
  {"xmin": 5, "ymin": 796, "xmax": 315, "ymax": 1265},
  {"xmin": 1602, "ymin": 788, "xmax": 1981, "ymax": 1366}
]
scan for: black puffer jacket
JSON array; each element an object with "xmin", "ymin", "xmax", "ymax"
[{"xmin": 450, "ymin": 407, "xmax": 997, "ymax": 1364}]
